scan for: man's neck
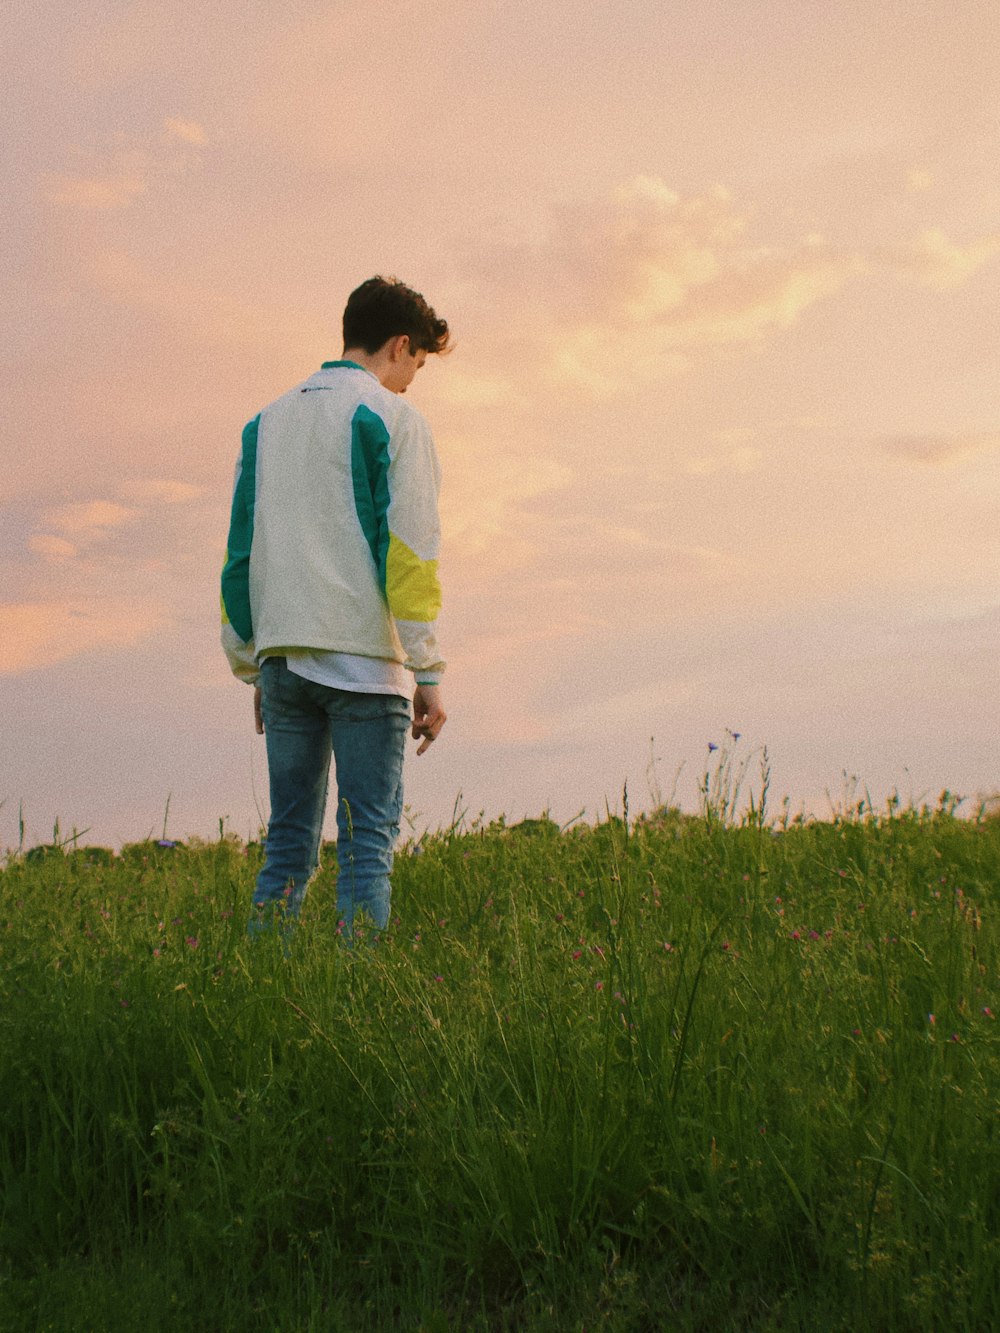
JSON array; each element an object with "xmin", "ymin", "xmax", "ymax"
[{"xmin": 342, "ymin": 345, "xmax": 388, "ymax": 383}]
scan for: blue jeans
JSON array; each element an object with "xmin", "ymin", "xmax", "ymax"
[{"xmin": 251, "ymin": 656, "xmax": 410, "ymax": 936}]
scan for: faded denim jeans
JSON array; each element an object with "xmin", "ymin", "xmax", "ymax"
[{"xmin": 250, "ymin": 656, "xmax": 410, "ymax": 938}]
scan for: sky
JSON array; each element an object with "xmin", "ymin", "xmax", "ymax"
[{"xmin": 3, "ymin": 0, "xmax": 999, "ymax": 849}]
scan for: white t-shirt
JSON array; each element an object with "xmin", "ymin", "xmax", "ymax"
[{"xmin": 283, "ymin": 648, "xmax": 411, "ymax": 699}]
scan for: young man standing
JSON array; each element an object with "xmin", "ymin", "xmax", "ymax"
[{"xmin": 221, "ymin": 276, "xmax": 450, "ymax": 936}]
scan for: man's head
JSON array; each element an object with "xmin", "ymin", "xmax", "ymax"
[
  {"xmin": 342, "ymin": 276, "xmax": 450, "ymax": 394},
  {"xmin": 343, "ymin": 276, "xmax": 451, "ymax": 357}
]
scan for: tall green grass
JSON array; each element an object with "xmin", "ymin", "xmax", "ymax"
[{"xmin": 1, "ymin": 797, "xmax": 999, "ymax": 1330}]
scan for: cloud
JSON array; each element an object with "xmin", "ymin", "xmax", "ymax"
[
  {"xmin": 27, "ymin": 500, "xmax": 138, "ymax": 565},
  {"xmin": 440, "ymin": 436, "xmax": 573, "ymax": 573},
  {"xmin": 683, "ymin": 445, "xmax": 764, "ymax": 477},
  {"xmin": 906, "ymin": 168, "xmax": 934, "ymax": 193},
  {"xmin": 118, "ymin": 478, "xmax": 204, "ymax": 505},
  {"xmin": 45, "ymin": 173, "xmax": 147, "ymax": 210},
  {"xmin": 0, "ymin": 600, "xmax": 167, "ymax": 675},
  {"xmin": 43, "ymin": 121, "xmax": 208, "ymax": 215},
  {"xmin": 19, "ymin": 487, "xmax": 209, "ymax": 574},
  {"xmin": 27, "ymin": 534, "xmax": 77, "ymax": 561},
  {"xmin": 477, "ymin": 178, "xmax": 863, "ymax": 395},
  {"xmin": 590, "ymin": 178, "xmax": 855, "ymax": 344},
  {"xmin": 431, "ymin": 369, "xmax": 524, "ymax": 412},
  {"xmin": 884, "ymin": 227, "xmax": 1000, "ymax": 290},
  {"xmin": 83, "ymin": 248, "xmax": 326, "ymax": 356},
  {"xmin": 42, "ymin": 500, "xmax": 137, "ymax": 537},
  {"xmin": 462, "ymin": 178, "xmax": 1000, "ymax": 400},
  {"xmin": 558, "ymin": 521, "xmax": 738, "ymax": 595},
  {"xmin": 880, "ymin": 431, "xmax": 1000, "ymax": 466},
  {"xmin": 164, "ymin": 118, "xmax": 208, "ymax": 146}
]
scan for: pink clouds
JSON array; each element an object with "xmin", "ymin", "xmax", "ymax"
[
  {"xmin": 0, "ymin": 600, "xmax": 167, "ymax": 675},
  {"xmin": 460, "ymin": 176, "xmax": 1000, "ymax": 401},
  {"xmin": 44, "ymin": 173, "xmax": 148, "ymax": 211},
  {"xmin": 880, "ymin": 432, "xmax": 1000, "ymax": 467},
  {"xmin": 43, "ymin": 119, "xmax": 208, "ymax": 214},
  {"xmin": 884, "ymin": 227, "xmax": 1000, "ymax": 291},
  {"xmin": 458, "ymin": 179, "xmax": 855, "ymax": 394}
]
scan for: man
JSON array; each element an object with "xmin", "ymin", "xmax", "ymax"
[{"xmin": 221, "ymin": 276, "xmax": 450, "ymax": 937}]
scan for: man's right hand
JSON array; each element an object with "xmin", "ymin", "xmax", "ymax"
[{"xmin": 412, "ymin": 684, "xmax": 446, "ymax": 755}]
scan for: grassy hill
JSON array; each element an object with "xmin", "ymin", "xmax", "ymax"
[{"xmin": 2, "ymin": 802, "xmax": 998, "ymax": 1330}]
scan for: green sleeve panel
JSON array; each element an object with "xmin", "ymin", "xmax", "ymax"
[
  {"xmin": 220, "ymin": 414, "xmax": 259, "ymax": 643},
  {"xmin": 350, "ymin": 404, "xmax": 391, "ymax": 595}
]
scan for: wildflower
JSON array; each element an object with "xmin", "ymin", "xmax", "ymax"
[
  {"xmin": 185, "ymin": 935, "xmax": 199, "ymax": 950},
  {"xmin": 662, "ymin": 941, "xmax": 673, "ymax": 952},
  {"xmin": 721, "ymin": 940, "xmax": 730, "ymax": 951},
  {"xmin": 707, "ymin": 742, "xmax": 718, "ymax": 753},
  {"xmin": 950, "ymin": 1033, "xmax": 960, "ymax": 1043},
  {"xmin": 554, "ymin": 913, "xmax": 565, "ymax": 923},
  {"xmin": 983, "ymin": 1007, "xmax": 994, "ymax": 1019},
  {"xmin": 809, "ymin": 930, "xmax": 820, "ymax": 940},
  {"xmin": 152, "ymin": 948, "xmax": 161, "ymax": 958},
  {"xmin": 433, "ymin": 975, "xmax": 444, "ymax": 983},
  {"xmin": 595, "ymin": 980, "xmax": 604, "ymax": 991},
  {"xmin": 928, "ymin": 1013, "xmax": 936, "ymax": 1026},
  {"xmin": 731, "ymin": 731, "xmax": 741, "ymax": 742},
  {"xmin": 791, "ymin": 930, "xmax": 801, "ymax": 941},
  {"xmin": 572, "ymin": 950, "xmax": 583, "ymax": 961}
]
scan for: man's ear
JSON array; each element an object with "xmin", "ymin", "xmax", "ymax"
[{"xmin": 391, "ymin": 333, "xmax": 411, "ymax": 361}]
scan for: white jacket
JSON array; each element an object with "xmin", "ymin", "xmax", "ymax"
[{"xmin": 221, "ymin": 361, "xmax": 444, "ymax": 685}]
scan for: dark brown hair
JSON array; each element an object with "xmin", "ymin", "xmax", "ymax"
[{"xmin": 343, "ymin": 276, "xmax": 451, "ymax": 355}]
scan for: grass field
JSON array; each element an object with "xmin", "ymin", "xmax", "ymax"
[{"xmin": 1, "ymin": 777, "xmax": 999, "ymax": 1330}]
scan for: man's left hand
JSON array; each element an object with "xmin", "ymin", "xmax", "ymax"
[{"xmin": 412, "ymin": 684, "xmax": 446, "ymax": 755}]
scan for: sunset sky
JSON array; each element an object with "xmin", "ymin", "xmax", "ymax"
[{"xmin": 4, "ymin": 0, "xmax": 999, "ymax": 850}]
